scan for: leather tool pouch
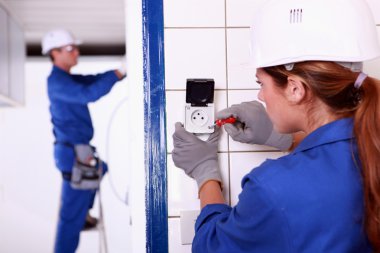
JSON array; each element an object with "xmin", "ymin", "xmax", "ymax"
[{"xmin": 71, "ymin": 144, "xmax": 102, "ymax": 190}]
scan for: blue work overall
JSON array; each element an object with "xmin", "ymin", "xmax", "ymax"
[
  {"xmin": 48, "ymin": 66, "xmax": 120, "ymax": 253},
  {"xmin": 193, "ymin": 118, "xmax": 372, "ymax": 253}
]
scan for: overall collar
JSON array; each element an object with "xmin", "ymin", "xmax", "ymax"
[{"xmin": 293, "ymin": 118, "xmax": 354, "ymax": 154}]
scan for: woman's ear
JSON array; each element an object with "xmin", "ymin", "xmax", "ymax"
[{"xmin": 286, "ymin": 76, "xmax": 306, "ymax": 104}]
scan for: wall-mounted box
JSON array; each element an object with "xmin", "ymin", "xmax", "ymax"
[{"xmin": 0, "ymin": 3, "xmax": 25, "ymax": 107}]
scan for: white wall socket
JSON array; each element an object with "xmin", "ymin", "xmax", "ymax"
[
  {"xmin": 180, "ymin": 210, "xmax": 200, "ymax": 245},
  {"xmin": 185, "ymin": 104, "xmax": 214, "ymax": 134}
]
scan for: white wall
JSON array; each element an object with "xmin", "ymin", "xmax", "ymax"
[
  {"xmin": 0, "ymin": 3, "xmax": 25, "ymax": 107},
  {"xmin": 163, "ymin": 0, "xmax": 380, "ymax": 252},
  {"xmin": 125, "ymin": 0, "xmax": 146, "ymax": 251},
  {"xmin": 0, "ymin": 56, "xmax": 131, "ymax": 253}
]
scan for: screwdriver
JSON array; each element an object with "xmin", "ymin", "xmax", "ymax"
[{"xmin": 209, "ymin": 117, "xmax": 237, "ymax": 128}]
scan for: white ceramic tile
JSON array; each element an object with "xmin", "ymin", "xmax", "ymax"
[
  {"xmin": 227, "ymin": 89, "xmax": 260, "ymax": 106},
  {"xmin": 165, "ymin": 29, "xmax": 226, "ymax": 90},
  {"xmin": 227, "ymin": 0, "xmax": 380, "ymax": 26},
  {"xmin": 219, "ymin": 153, "xmax": 230, "ymax": 203},
  {"xmin": 169, "ymin": 218, "xmax": 192, "ymax": 253},
  {"xmin": 229, "ymin": 152, "xmax": 286, "ymax": 206},
  {"xmin": 168, "ymin": 153, "xmax": 229, "ymax": 216},
  {"xmin": 364, "ymin": 27, "xmax": 380, "ymax": 79},
  {"xmin": 366, "ymin": 0, "xmax": 380, "ymax": 24},
  {"xmin": 166, "ymin": 90, "xmax": 228, "ymax": 152},
  {"xmin": 227, "ymin": 28, "xmax": 259, "ymax": 89},
  {"xmin": 226, "ymin": 0, "xmax": 267, "ymax": 27},
  {"xmin": 180, "ymin": 210, "xmax": 200, "ymax": 244},
  {"xmin": 364, "ymin": 58, "xmax": 380, "ymax": 80},
  {"xmin": 164, "ymin": 0, "xmax": 224, "ymax": 27}
]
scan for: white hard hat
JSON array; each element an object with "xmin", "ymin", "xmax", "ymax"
[
  {"xmin": 250, "ymin": 0, "xmax": 380, "ymax": 68},
  {"xmin": 41, "ymin": 29, "xmax": 82, "ymax": 55}
]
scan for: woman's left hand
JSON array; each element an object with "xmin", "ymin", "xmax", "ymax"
[{"xmin": 172, "ymin": 122, "xmax": 222, "ymax": 191}]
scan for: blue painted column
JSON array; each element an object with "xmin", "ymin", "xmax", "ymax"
[{"xmin": 142, "ymin": 0, "xmax": 168, "ymax": 252}]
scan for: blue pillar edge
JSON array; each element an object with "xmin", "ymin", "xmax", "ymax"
[{"xmin": 142, "ymin": 0, "xmax": 168, "ymax": 252}]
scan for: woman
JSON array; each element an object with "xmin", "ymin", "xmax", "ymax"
[{"xmin": 172, "ymin": 0, "xmax": 380, "ymax": 252}]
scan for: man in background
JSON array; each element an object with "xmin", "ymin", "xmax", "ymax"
[{"xmin": 42, "ymin": 28, "xmax": 125, "ymax": 253}]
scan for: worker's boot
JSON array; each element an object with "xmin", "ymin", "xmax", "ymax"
[{"xmin": 82, "ymin": 213, "xmax": 98, "ymax": 231}]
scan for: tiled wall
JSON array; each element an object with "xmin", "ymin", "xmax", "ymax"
[{"xmin": 164, "ymin": 1, "xmax": 380, "ymax": 252}]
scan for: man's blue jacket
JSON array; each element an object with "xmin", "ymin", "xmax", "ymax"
[{"xmin": 48, "ymin": 65, "xmax": 119, "ymax": 172}]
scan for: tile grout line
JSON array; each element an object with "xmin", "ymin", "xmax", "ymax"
[{"xmin": 224, "ymin": 0, "xmax": 232, "ymax": 207}]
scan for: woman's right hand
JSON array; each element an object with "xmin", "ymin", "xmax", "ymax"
[{"xmin": 216, "ymin": 101, "xmax": 293, "ymax": 151}]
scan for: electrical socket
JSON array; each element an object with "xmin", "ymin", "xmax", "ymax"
[
  {"xmin": 185, "ymin": 104, "xmax": 214, "ymax": 134},
  {"xmin": 190, "ymin": 109, "xmax": 209, "ymax": 127}
]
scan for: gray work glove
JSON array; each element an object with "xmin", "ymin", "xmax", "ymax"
[
  {"xmin": 217, "ymin": 101, "xmax": 293, "ymax": 151},
  {"xmin": 172, "ymin": 122, "xmax": 222, "ymax": 190},
  {"xmin": 74, "ymin": 144, "xmax": 98, "ymax": 166}
]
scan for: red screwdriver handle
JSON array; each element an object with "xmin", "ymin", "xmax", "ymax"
[{"xmin": 215, "ymin": 117, "xmax": 236, "ymax": 127}]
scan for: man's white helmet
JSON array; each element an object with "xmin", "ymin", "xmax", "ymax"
[
  {"xmin": 41, "ymin": 29, "xmax": 82, "ymax": 55},
  {"xmin": 250, "ymin": 0, "xmax": 380, "ymax": 69}
]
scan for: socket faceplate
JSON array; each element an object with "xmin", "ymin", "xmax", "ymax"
[{"xmin": 185, "ymin": 104, "xmax": 214, "ymax": 133}]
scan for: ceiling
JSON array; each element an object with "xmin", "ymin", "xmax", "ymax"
[{"xmin": 2, "ymin": 0, "xmax": 126, "ymax": 55}]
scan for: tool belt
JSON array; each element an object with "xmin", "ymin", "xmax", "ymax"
[{"xmin": 70, "ymin": 144, "xmax": 102, "ymax": 190}]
